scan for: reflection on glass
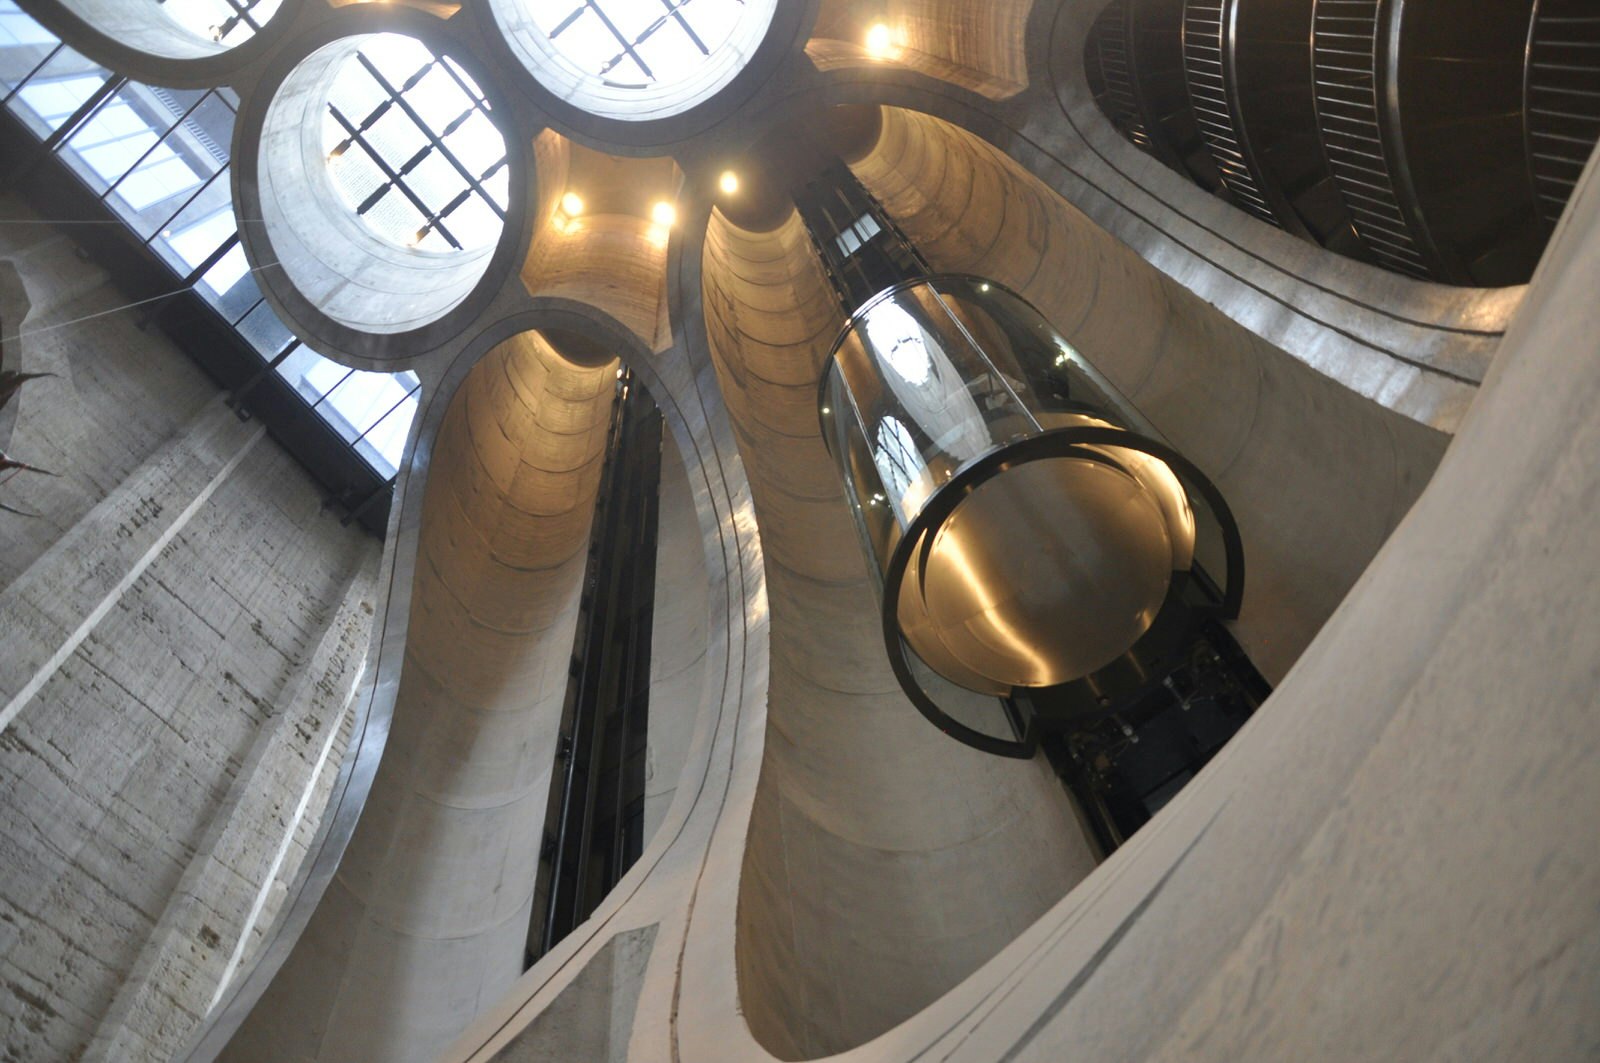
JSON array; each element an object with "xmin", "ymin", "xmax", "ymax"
[
  {"xmin": 7, "ymin": 44, "xmax": 108, "ymax": 137},
  {"xmin": 0, "ymin": 1, "xmax": 58, "ymax": 97},
  {"xmin": 823, "ymin": 277, "xmax": 1227, "ymax": 720}
]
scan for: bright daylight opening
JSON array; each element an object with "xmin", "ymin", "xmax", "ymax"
[
  {"xmin": 495, "ymin": 0, "xmax": 778, "ymax": 122},
  {"xmin": 158, "ymin": 0, "xmax": 284, "ymax": 46},
  {"xmin": 322, "ymin": 33, "xmax": 509, "ymax": 252}
]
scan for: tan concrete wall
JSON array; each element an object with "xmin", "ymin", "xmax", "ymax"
[{"xmin": 701, "ymin": 210, "xmax": 1100, "ymax": 1059}]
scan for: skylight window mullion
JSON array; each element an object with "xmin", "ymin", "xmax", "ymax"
[
  {"xmin": 584, "ymin": 2, "xmax": 658, "ymax": 80},
  {"xmin": 328, "ymin": 102, "xmax": 462, "ymax": 249},
  {"xmin": 144, "ymin": 164, "xmax": 226, "ymax": 247},
  {"xmin": 102, "ymin": 89, "xmax": 211, "ymax": 204},
  {"xmin": 355, "ymin": 51, "xmax": 506, "ymax": 222},
  {"xmin": 352, "ymin": 382, "xmax": 422, "ymax": 448}
]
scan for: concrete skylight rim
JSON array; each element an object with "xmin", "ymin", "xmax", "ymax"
[
  {"xmin": 487, "ymin": 0, "xmax": 780, "ymax": 123},
  {"xmin": 241, "ymin": 20, "xmax": 532, "ymax": 355}
]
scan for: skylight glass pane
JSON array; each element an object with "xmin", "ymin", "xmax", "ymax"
[
  {"xmin": 8, "ymin": 47, "xmax": 109, "ymax": 137},
  {"xmin": 323, "ymin": 33, "xmax": 506, "ymax": 252},
  {"xmin": 276, "ymin": 346, "xmax": 350, "ymax": 404},
  {"xmin": 196, "ymin": 243, "xmax": 257, "ymax": 319},
  {"xmin": 405, "ymin": 64, "xmax": 471, "ymax": 129},
  {"xmin": 539, "ymin": 0, "xmax": 745, "ymax": 84},
  {"xmin": 356, "ymin": 387, "xmax": 421, "ymax": 479}
]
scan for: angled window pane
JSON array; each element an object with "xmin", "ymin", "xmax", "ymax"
[
  {"xmin": 152, "ymin": 186, "xmax": 234, "ymax": 274},
  {"xmin": 276, "ymin": 346, "xmax": 351, "ymax": 404},
  {"xmin": 318, "ymin": 368, "xmax": 420, "ymax": 443},
  {"xmin": 7, "ymin": 47, "xmax": 109, "ymax": 137},
  {"xmin": 235, "ymin": 299, "xmax": 295, "ymax": 356},
  {"xmin": 196, "ymin": 243, "xmax": 257, "ymax": 320},
  {"xmin": 0, "ymin": 3, "xmax": 58, "ymax": 98},
  {"xmin": 61, "ymin": 84, "xmax": 205, "ymax": 194}
]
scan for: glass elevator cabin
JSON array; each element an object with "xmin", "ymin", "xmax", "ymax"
[{"xmin": 800, "ymin": 168, "xmax": 1269, "ymax": 851}]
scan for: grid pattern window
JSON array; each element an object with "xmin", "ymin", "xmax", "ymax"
[
  {"xmin": 537, "ymin": 0, "xmax": 750, "ymax": 88},
  {"xmin": 276, "ymin": 349, "xmax": 422, "ymax": 478},
  {"xmin": 0, "ymin": 4, "xmax": 422, "ymax": 482},
  {"xmin": 323, "ymin": 34, "xmax": 508, "ymax": 252},
  {"xmin": 156, "ymin": 0, "xmax": 285, "ymax": 47}
]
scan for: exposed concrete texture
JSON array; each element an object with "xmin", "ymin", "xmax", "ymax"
[
  {"xmin": 701, "ymin": 210, "xmax": 1100, "ymax": 1058},
  {"xmin": 0, "ymin": 400, "xmax": 266, "ymax": 735},
  {"xmin": 0, "ymin": 194, "xmax": 218, "ymax": 587},
  {"xmin": 221, "ymin": 332, "xmax": 616, "ymax": 1063},
  {"xmin": 0, "ymin": 191, "xmax": 380, "ymax": 1061},
  {"xmin": 83, "ymin": 552, "xmax": 377, "ymax": 1063},
  {"xmin": 852, "ymin": 106, "xmax": 1449, "ymax": 683},
  {"xmin": 434, "ymin": 120, "xmax": 1600, "ymax": 1063},
  {"xmin": 0, "ymin": 436, "xmax": 377, "ymax": 1062},
  {"xmin": 494, "ymin": 925, "xmax": 657, "ymax": 1063},
  {"xmin": 643, "ymin": 432, "xmax": 708, "ymax": 846}
]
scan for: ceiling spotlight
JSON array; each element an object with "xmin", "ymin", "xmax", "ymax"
[
  {"xmin": 651, "ymin": 201, "xmax": 677, "ymax": 228},
  {"xmin": 560, "ymin": 192, "xmax": 584, "ymax": 217},
  {"xmin": 719, "ymin": 170, "xmax": 740, "ymax": 195},
  {"xmin": 866, "ymin": 23, "xmax": 894, "ymax": 57}
]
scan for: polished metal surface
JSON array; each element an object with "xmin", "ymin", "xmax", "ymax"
[{"xmin": 912, "ymin": 457, "xmax": 1175, "ymax": 688}]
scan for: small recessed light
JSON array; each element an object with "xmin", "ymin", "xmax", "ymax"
[
  {"xmin": 719, "ymin": 170, "xmax": 740, "ymax": 195},
  {"xmin": 560, "ymin": 192, "xmax": 584, "ymax": 217},
  {"xmin": 651, "ymin": 201, "xmax": 677, "ymax": 228}
]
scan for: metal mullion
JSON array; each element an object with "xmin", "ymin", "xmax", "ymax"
[
  {"xmin": 102, "ymin": 90, "xmax": 210, "ymax": 202},
  {"xmin": 654, "ymin": 0, "xmax": 711, "ymax": 57},
  {"xmin": 40, "ymin": 74, "xmax": 125, "ymax": 154},
  {"xmin": 144, "ymin": 164, "xmax": 226, "ymax": 248},
  {"xmin": 351, "ymin": 382, "xmax": 421, "ymax": 450},
  {"xmin": 2, "ymin": 41, "xmax": 64, "ymax": 106},
  {"xmin": 329, "ymin": 105, "xmax": 462, "ymax": 248},
  {"xmin": 309, "ymin": 368, "xmax": 356, "ymax": 412},
  {"xmin": 181, "ymin": 230, "xmax": 240, "ymax": 287},
  {"xmin": 228, "ymin": 339, "xmax": 299, "ymax": 412},
  {"xmin": 588, "ymin": 1, "xmax": 657, "ymax": 80},
  {"xmin": 230, "ymin": 293, "xmax": 264, "ymax": 329},
  {"xmin": 358, "ymin": 54, "xmax": 505, "ymax": 220}
]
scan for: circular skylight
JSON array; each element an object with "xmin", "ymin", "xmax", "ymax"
[
  {"xmin": 321, "ymin": 33, "xmax": 509, "ymax": 252},
  {"xmin": 491, "ymin": 0, "xmax": 779, "ymax": 122},
  {"xmin": 159, "ymin": 0, "xmax": 284, "ymax": 46}
]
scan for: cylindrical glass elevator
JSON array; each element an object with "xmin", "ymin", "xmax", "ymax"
[{"xmin": 820, "ymin": 275, "xmax": 1244, "ymax": 757}]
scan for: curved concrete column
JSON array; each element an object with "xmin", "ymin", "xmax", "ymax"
[
  {"xmin": 217, "ymin": 331, "xmax": 616, "ymax": 1063},
  {"xmin": 437, "ymin": 116, "xmax": 1600, "ymax": 1063},
  {"xmin": 852, "ymin": 105, "xmax": 1450, "ymax": 681},
  {"xmin": 808, "ymin": 0, "xmax": 1032, "ymax": 100}
]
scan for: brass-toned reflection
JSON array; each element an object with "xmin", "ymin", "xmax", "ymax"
[{"xmin": 907, "ymin": 458, "xmax": 1176, "ymax": 688}]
